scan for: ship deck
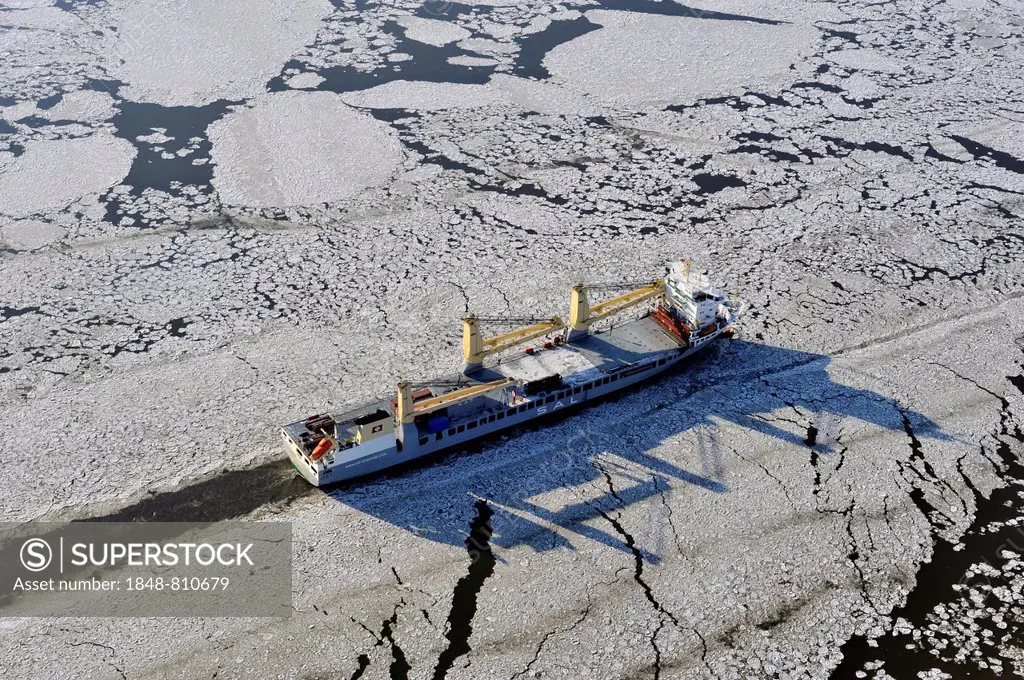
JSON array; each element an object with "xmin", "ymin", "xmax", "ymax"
[
  {"xmin": 281, "ymin": 400, "xmax": 393, "ymax": 445},
  {"xmin": 571, "ymin": 318, "xmax": 683, "ymax": 371},
  {"xmin": 496, "ymin": 317, "xmax": 682, "ymax": 385}
]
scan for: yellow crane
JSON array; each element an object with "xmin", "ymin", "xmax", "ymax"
[
  {"xmin": 396, "ymin": 377, "xmax": 516, "ymax": 424},
  {"xmin": 391, "ymin": 280, "xmax": 665, "ymax": 433},
  {"xmin": 462, "ymin": 315, "xmax": 565, "ymax": 373},
  {"xmin": 569, "ymin": 280, "xmax": 665, "ymax": 337}
]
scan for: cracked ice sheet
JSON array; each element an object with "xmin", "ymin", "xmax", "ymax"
[
  {"xmin": 0, "ymin": 296, "xmax": 1018, "ymax": 679},
  {"xmin": 1, "ymin": 0, "xmax": 1024, "ymax": 676},
  {"xmin": 946, "ymin": 119, "xmax": 1024, "ymax": 160},
  {"xmin": 543, "ymin": 10, "xmax": 821, "ymax": 108}
]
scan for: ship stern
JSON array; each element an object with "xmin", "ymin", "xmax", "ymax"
[{"xmin": 280, "ymin": 428, "xmax": 324, "ymax": 486}]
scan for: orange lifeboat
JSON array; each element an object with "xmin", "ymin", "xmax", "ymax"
[{"xmin": 310, "ymin": 437, "xmax": 333, "ymax": 461}]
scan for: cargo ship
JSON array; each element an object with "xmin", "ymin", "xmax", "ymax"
[{"xmin": 281, "ymin": 258, "xmax": 743, "ymax": 486}]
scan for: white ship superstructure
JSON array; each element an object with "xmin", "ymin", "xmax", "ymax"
[{"xmin": 281, "ymin": 258, "xmax": 743, "ymax": 486}]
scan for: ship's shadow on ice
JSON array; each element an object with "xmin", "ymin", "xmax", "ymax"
[{"xmin": 324, "ymin": 340, "xmax": 949, "ymax": 565}]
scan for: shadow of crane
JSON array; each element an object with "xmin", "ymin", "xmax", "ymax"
[{"xmin": 324, "ymin": 339, "xmax": 950, "ymax": 564}]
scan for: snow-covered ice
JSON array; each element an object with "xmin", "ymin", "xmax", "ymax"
[
  {"xmin": 208, "ymin": 91, "xmax": 405, "ymax": 207},
  {"xmin": 1, "ymin": 0, "xmax": 1023, "ymax": 677},
  {"xmin": 397, "ymin": 15, "xmax": 472, "ymax": 47},
  {"xmin": 0, "ymin": 134, "xmax": 135, "ymax": 217},
  {"xmin": 544, "ymin": 10, "xmax": 821, "ymax": 107},
  {"xmin": 108, "ymin": 0, "xmax": 332, "ymax": 106}
]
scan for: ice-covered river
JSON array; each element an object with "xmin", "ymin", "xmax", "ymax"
[{"xmin": 1, "ymin": 0, "xmax": 1023, "ymax": 678}]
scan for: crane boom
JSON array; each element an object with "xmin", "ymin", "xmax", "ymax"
[
  {"xmin": 482, "ymin": 318, "xmax": 564, "ymax": 351},
  {"xmin": 582, "ymin": 281, "xmax": 659, "ymax": 293},
  {"xmin": 396, "ymin": 378, "xmax": 515, "ymax": 423},
  {"xmin": 473, "ymin": 317, "xmax": 553, "ymax": 324},
  {"xmin": 569, "ymin": 280, "xmax": 664, "ymax": 335},
  {"xmin": 463, "ymin": 314, "xmax": 565, "ymax": 373}
]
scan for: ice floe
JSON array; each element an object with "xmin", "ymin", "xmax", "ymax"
[
  {"xmin": 39, "ymin": 89, "xmax": 117, "ymax": 124},
  {"xmin": 0, "ymin": 219, "xmax": 65, "ymax": 250},
  {"xmin": 208, "ymin": 91, "xmax": 404, "ymax": 207},
  {"xmin": 544, "ymin": 10, "xmax": 820, "ymax": 107},
  {"xmin": 489, "ymin": 73, "xmax": 601, "ymax": 116},
  {"xmin": 397, "ymin": 15, "xmax": 472, "ymax": 47},
  {"xmin": 285, "ymin": 72, "xmax": 327, "ymax": 90},
  {"xmin": 448, "ymin": 55, "xmax": 500, "ymax": 68},
  {"xmin": 108, "ymin": 0, "xmax": 333, "ymax": 106},
  {"xmin": 829, "ymin": 47, "xmax": 906, "ymax": 74},
  {"xmin": 0, "ymin": 133, "xmax": 136, "ymax": 217}
]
